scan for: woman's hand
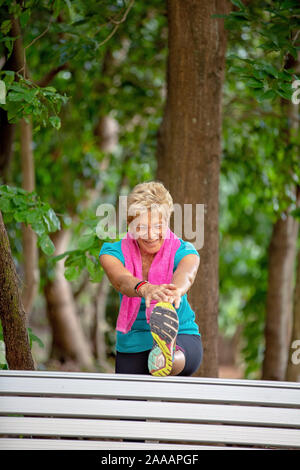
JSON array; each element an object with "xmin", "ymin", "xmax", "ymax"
[
  {"xmin": 139, "ymin": 283, "xmax": 182, "ymax": 309},
  {"xmin": 162, "ymin": 283, "xmax": 183, "ymax": 309}
]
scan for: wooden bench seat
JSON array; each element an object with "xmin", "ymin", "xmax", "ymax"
[{"xmin": 0, "ymin": 370, "xmax": 299, "ymax": 449}]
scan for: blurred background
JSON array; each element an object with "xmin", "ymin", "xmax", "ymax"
[{"xmin": 0, "ymin": 0, "xmax": 300, "ymax": 381}]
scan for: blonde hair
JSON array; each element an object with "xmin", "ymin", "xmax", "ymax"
[{"xmin": 127, "ymin": 181, "xmax": 174, "ymax": 226}]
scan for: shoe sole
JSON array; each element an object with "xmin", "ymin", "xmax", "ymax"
[{"xmin": 149, "ymin": 301, "xmax": 179, "ymax": 377}]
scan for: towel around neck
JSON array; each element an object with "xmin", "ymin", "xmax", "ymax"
[{"xmin": 116, "ymin": 227, "xmax": 181, "ymax": 333}]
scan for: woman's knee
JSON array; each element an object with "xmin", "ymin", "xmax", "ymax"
[
  {"xmin": 176, "ymin": 335, "xmax": 203, "ymax": 376},
  {"xmin": 170, "ymin": 349, "xmax": 186, "ymax": 376}
]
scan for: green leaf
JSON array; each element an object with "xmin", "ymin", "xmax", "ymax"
[
  {"xmin": 231, "ymin": 0, "xmax": 246, "ymax": 9},
  {"xmin": 19, "ymin": 9, "xmax": 31, "ymax": 28},
  {"xmin": 252, "ymin": 68, "xmax": 269, "ymax": 80},
  {"xmin": 288, "ymin": 46, "xmax": 299, "ymax": 60},
  {"xmin": 1, "ymin": 19, "xmax": 12, "ymax": 34},
  {"xmin": 64, "ymin": 0, "xmax": 77, "ymax": 23},
  {"xmin": 27, "ymin": 328, "xmax": 44, "ymax": 349},
  {"xmin": 0, "ymin": 197, "xmax": 12, "ymax": 212},
  {"xmin": 53, "ymin": 0, "xmax": 62, "ymax": 18},
  {"xmin": 9, "ymin": 83, "xmax": 25, "ymax": 92},
  {"xmin": 291, "ymin": 207, "xmax": 300, "ymax": 219},
  {"xmin": 278, "ymin": 81, "xmax": 292, "ymax": 93},
  {"xmin": 39, "ymin": 234, "xmax": 55, "ymax": 255},
  {"xmin": 211, "ymin": 14, "xmax": 229, "ymax": 19},
  {"xmin": 280, "ymin": 0, "xmax": 299, "ymax": 8},
  {"xmin": 44, "ymin": 208, "xmax": 61, "ymax": 232},
  {"xmin": 229, "ymin": 11, "xmax": 250, "ymax": 20},
  {"xmin": 31, "ymin": 221, "xmax": 46, "ymax": 237},
  {"xmin": 260, "ymin": 89, "xmax": 277, "ymax": 100},
  {"xmin": 89, "ymin": 245, "xmax": 102, "ymax": 258},
  {"xmin": 246, "ymin": 78, "xmax": 264, "ymax": 88},
  {"xmin": 86, "ymin": 257, "xmax": 96, "ymax": 275},
  {"xmin": 43, "ymin": 86, "xmax": 57, "ymax": 93},
  {"xmin": 90, "ymin": 269, "xmax": 103, "ymax": 283},
  {"xmin": 7, "ymin": 91, "xmax": 23, "ymax": 102},
  {"xmin": 64, "ymin": 252, "xmax": 86, "ymax": 269},
  {"xmin": 278, "ymin": 69, "xmax": 293, "ymax": 80},
  {"xmin": 49, "ymin": 115, "xmax": 61, "ymax": 129},
  {"xmin": 50, "ymin": 250, "xmax": 75, "ymax": 263},
  {"xmin": 276, "ymin": 88, "xmax": 292, "ymax": 99},
  {"xmin": 252, "ymin": 88, "xmax": 267, "ymax": 102},
  {"xmin": 1, "ymin": 70, "xmax": 14, "ymax": 85},
  {"xmin": 13, "ymin": 210, "xmax": 28, "ymax": 222},
  {"xmin": 25, "ymin": 210, "xmax": 41, "ymax": 225},
  {"xmin": 0, "ymin": 80, "xmax": 6, "ymax": 104},
  {"xmin": 64, "ymin": 265, "xmax": 80, "ymax": 281},
  {"xmin": 261, "ymin": 64, "xmax": 279, "ymax": 78},
  {"xmin": 78, "ymin": 233, "xmax": 96, "ymax": 250},
  {"xmin": 86, "ymin": 257, "xmax": 103, "ymax": 282},
  {"xmin": 23, "ymin": 89, "xmax": 38, "ymax": 103}
]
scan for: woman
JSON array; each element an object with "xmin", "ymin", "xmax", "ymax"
[{"xmin": 99, "ymin": 181, "xmax": 203, "ymax": 376}]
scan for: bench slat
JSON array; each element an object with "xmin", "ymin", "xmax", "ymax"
[
  {"xmin": 1, "ymin": 372, "xmax": 299, "ymax": 450},
  {"xmin": 1, "ymin": 370, "xmax": 299, "ymax": 390},
  {"xmin": 1, "ymin": 417, "xmax": 300, "ymax": 448},
  {"xmin": 1, "ymin": 396, "xmax": 300, "ymax": 428},
  {"xmin": 1, "ymin": 376, "xmax": 299, "ymax": 407},
  {"xmin": 0, "ymin": 438, "xmax": 238, "ymax": 450}
]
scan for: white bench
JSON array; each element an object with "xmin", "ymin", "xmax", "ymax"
[{"xmin": 0, "ymin": 370, "xmax": 300, "ymax": 450}]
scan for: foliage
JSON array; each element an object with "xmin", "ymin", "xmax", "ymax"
[
  {"xmin": 216, "ymin": 0, "xmax": 300, "ymax": 101},
  {"xmin": 0, "ymin": 1, "xmax": 166, "ymax": 372},
  {"xmin": 1, "ymin": 0, "xmax": 166, "ymax": 280},
  {"xmin": 1, "ymin": 0, "xmax": 299, "ymax": 376},
  {"xmin": 0, "ymin": 70, "xmax": 68, "ymax": 131},
  {"xmin": 27, "ymin": 327, "xmax": 44, "ymax": 349},
  {"xmin": 48, "ymin": 215, "xmax": 108, "ymax": 284},
  {"xmin": 0, "ymin": 184, "xmax": 61, "ymax": 255},
  {"xmin": 218, "ymin": 0, "xmax": 300, "ymax": 377}
]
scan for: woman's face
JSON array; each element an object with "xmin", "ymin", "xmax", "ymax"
[{"xmin": 134, "ymin": 210, "xmax": 168, "ymax": 256}]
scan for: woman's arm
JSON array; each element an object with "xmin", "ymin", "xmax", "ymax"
[
  {"xmin": 166, "ymin": 254, "xmax": 200, "ymax": 308},
  {"xmin": 99, "ymin": 254, "xmax": 175, "ymax": 305},
  {"xmin": 99, "ymin": 254, "xmax": 142, "ymax": 297},
  {"xmin": 172, "ymin": 254, "xmax": 200, "ymax": 295}
]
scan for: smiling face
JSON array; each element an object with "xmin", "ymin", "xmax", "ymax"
[{"xmin": 133, "ymin": 209, "xmax": 168, "ymax": 256}]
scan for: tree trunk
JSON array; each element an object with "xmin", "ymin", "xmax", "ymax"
[
  {"xmin": 262, "ymin": 52, "xmax": 300, "ymax": 381},
  {"xmin": 262, "ymin": 209, "xmax": 299, "ymax": 380},
  {"xmin": 0, "ymin": 108, "xmax": 15, "ymax": 181},
  {"xmin": 0, "ymin": 210, "xmax": 35, "ymax": 370},
  {"xmin": 44, "ymin": 229, "xmax": 95, "ymax": 371},
  {"xmin": 156, "ymin": 0, "xmax": 231, "ymax": 377},
  {"xmin": 91, "ymin": 275, "xmax": 112, "ymax": 369},
  {"xmin": 20, "ymin": 117, "xmax": 39, "ymax": 315},
  {"xmin": 286, "ymin": 238, "xmax": 300, "ymax": 382},
  {"xmin": 89, "ymin": 50, "xmax": 123, "ymax": 368},
  {"xmin": 43, "ymin": 113, "xmax": 120, "ymax": 372},
  {"xmin": 5, "ymin": 15, "xmax": 39, "ymax": 316}
]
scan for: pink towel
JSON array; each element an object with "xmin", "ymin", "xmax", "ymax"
[{"xmin": 116, "ymin": 227, "xmax": 181, "ymax": 333}]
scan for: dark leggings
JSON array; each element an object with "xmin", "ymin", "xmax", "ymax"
[{"xmin": 115, "ymin": 334, "xmax": 203, "ymax": 376}]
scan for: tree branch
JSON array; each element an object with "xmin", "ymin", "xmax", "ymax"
[{"xmin": 37, "ymin": 62, "xmax": 70, "ymax": 87}]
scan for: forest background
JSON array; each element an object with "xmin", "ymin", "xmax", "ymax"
[{"xmin": 0, "ymin": 0, "xmax": 300, "ymax": 381}]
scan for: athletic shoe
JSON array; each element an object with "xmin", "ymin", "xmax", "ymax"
[
  {"xmin": 148, "ymin": 301, "xmax": 179, "ymax": 376},
  {"xmin": 148, "ymin": 344, "xmax": 183, "ymax": 376}
]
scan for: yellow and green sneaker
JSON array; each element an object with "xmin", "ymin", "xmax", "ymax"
[{"xmin": 148, "ymin": 302, "xmax": 179, "ymax": 377}]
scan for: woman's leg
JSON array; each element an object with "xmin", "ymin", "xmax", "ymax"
[
  {"xmin": 115, "ymin": 350, "xmax": 151, "ymax": 375},
  {"xmin": 172, "ymin": 334, "xmax": 203, "ymax": 376}
]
